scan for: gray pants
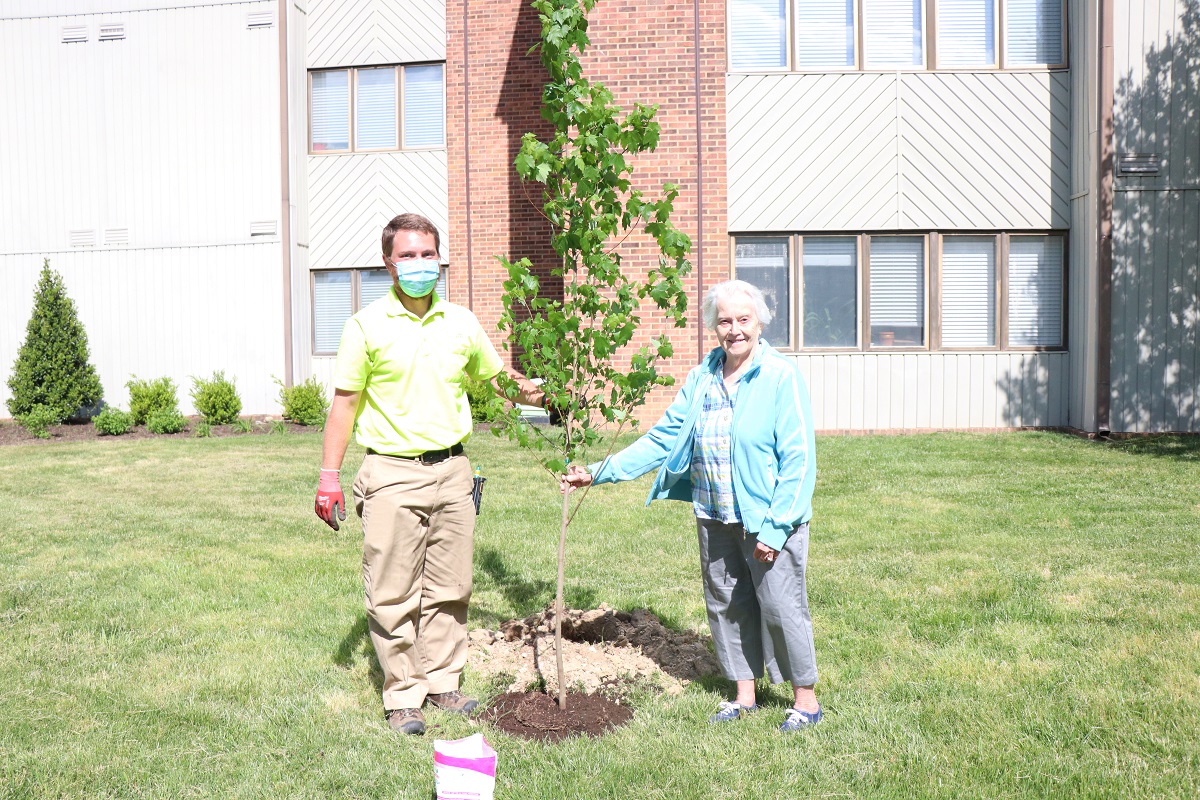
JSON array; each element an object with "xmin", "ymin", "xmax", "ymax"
[{"xmin": 696, "ymin": 518, "xmax": 818, "ymax": 686}]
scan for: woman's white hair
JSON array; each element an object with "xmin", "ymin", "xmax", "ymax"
[{"xmin": 702, "ymin": 279, "xmax": 773, "ymax": 331}]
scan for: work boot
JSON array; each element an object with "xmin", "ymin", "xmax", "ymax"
[
  {"xmin": 385, "ymin": 708, "xmax": 425, "ymax": 735},
  {"xmin": 426, "ymin": 690, "xmax": 479, "ymax": 716}
]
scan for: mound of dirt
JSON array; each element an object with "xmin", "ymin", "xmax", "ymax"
[
  {"xmin": 468, "ymin": 605, "xmax": 721, "ymax": 697},
  {"xmin": 481, "ymin": 691, "xmax": 633, "ymax": 743}
]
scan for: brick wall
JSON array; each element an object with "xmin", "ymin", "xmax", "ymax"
[{"xmin": 448, "ymin": 0, "xmax": 727, "ymax": 424}]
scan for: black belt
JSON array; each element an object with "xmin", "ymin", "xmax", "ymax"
[{"xmin": 367, "ymin": 443, "xmax": 464, "ymax": 464}]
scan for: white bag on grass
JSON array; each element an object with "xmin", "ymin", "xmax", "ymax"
[{"xmin": 434, "ymin": 733, "xmax": 496, "ymax": 800}]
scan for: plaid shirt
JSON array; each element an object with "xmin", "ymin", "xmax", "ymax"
[{"xmin": 690, "ymin": 376, "xmax": 742, "ymax": 523}]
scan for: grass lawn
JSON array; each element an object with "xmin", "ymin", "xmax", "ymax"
[{"xmin": 1, "ymin": 429, "xmax": 1198, "ymax": 799}]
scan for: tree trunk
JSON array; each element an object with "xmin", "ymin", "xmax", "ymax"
[{"xmin": 555, "ymin": 485, "xmax": 569, "ymax": 708}]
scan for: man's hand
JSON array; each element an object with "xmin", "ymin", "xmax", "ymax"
[{"xmin": 315, "ymin": 469, "xmax": 347, "ymax": 530}]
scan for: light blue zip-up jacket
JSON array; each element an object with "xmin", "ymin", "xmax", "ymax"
[{"xmin": 588, "ymin": 341, "xmax": 817, "ymax": 551}]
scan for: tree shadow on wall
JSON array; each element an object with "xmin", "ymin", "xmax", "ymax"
[
  {"xmin": 496, "ymin": 0, "xmax": 564, "ymax": 348},
  {"xmin": 1107, "ymin": 0, "xmax": 1200, "ymax": 433}
]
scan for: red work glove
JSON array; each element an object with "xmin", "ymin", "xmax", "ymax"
[{"xmin": 315, "ymin": 469, "xmax": 347, "ymax": 531}]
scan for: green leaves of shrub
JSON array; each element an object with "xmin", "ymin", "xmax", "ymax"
[
  {"xmin": 125, "ymin": 376, "xmax": 179, "ymax": 425},
  {"xmin": 146, "ymin": 409, "xmax": 188, "ymax": 434},
  {"xmin": 93, "ymin": 407, "xmax": 134, "ymax": 436},
  {"xmin": 7, "ymin": 259, "xmax": 103, "ymax": 420},
  {"xmin": 276, "ymin": 376, "xmax": 329, "ymax": 427},
  {"xmin": 190, "ymin": 371, "xmax": 242, "ymax": 425},
  {"xmin": 16, "ymin": 404, "xmax": 62, "ymax": 439}
]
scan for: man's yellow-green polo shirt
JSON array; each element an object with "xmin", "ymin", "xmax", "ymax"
[{"xmin": 333, "ymin": 289, "xmax": 503, "ymax": 456}]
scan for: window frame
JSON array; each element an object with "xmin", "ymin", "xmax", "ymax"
[
  {"xmin": 731, "ymin": 230, "xmax": 1068, "ymax": 354},
  {"xmin": 310, "ymin": 265, "xmax": 450, "ymax": 356},
  {"xmin": 308, "ymin": 62, "xmax": 447, "ymax": 155},
  {"xmin": 727, "ymin": 0, "xmax": 1067, "ymax": 72}
]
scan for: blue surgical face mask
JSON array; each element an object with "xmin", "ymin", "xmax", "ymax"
[{"xmin": 392, "ymin": 258, "xmax": 439, "ymax": 298}]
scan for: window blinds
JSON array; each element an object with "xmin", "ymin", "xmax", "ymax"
[
  {"xmin": 795, "ymin": 0, "xmax": 855, "ymax": 68},
  {"xmin": 1006, "ymin": 0, "xmax": 1063, "ymax": 65},
  {"xmin": 356, "ymin": 68, "xmax": 397, "ymax": 150},
  {"xmin": 360, "ymin": 269, "xmax": 393, "ymax": 306},
  {"xmin": 863, "ymin": 0, "xmax": 923, "ymax": 67},
  {"xmin": 404, "ymin": 65, "xmax": 445, "ymax": 148},
  {"xmin": 1008, "ymin": 236, "xmax": 1063, "ymax": 346},
  {"xmin": 802, "ymin": 237, "xmax": 858, "ymax": 347},
  {"xmin": 869, "ymin": 236, "xmax": 924, "ymax": 328},
  {"xmin": 729, "ymin": 0, "xmax": 788, "ymax": 69},
  {"xmin": 311, "ymin": 70, "xmax": 349, "ymax": 151},
  {"xmin": 941, "ymin": 236, "xmax": 996, "ymax": 347},
  {"xmin": 937, "ymin": 0, "xmax": 995, "ymax": 66},
  {"xmin": 735, "ymin": 237, "xmax": 791, "ymax": 348},
  {"xmin": 314, "ymin": 271, "xmax": 352, "ymax": 353}
]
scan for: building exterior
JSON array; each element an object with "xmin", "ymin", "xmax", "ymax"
[{"xmin": 1, "ymin": 0, "xmax": 1196, "ymax": 433}]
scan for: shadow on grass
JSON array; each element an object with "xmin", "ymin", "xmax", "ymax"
[
  {"xmin": 471, "ymin": 545, "xmax": 602, "ymax": 627},
  {"xmin": 1104, "ymin": 434, "xmax": 1200, "ymax": 462},
  {"xmin": 333, "ymin": 613, "xmax": 383, "ymax": 694}
]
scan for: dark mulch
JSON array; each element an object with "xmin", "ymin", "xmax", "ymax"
[
  {"xmin": 481, "ymin": 691, "xmax": 634, "ymax": 743},
  {"xmin": 0, "ymin": 416, "xmax": 316, "ymax": 446}
]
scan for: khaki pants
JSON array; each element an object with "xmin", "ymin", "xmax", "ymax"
[{"xmin": 353, "ymin": 452, "xmax": 475, "ymax": 711}]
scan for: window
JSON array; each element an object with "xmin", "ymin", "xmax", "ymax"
[
  {"xmin": 729, "ymin": 0, "xmax": 1064, "ymax": 70},
  {"xmin": 732, "ymin": 232, "xmax": 1065, "ymax": 351},
  {"xmin": 309, "ymin": 64, "xmax": 445, "ymax": 153},
  {"xmin": 311, "ymin": 267, "xmax": 449, "ymax": 354}
]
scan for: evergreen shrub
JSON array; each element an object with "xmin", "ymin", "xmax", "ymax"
[
  {"xmin": 16, "ymin": 405, "xmax": 62, "ymax": 439},
  {"xmin": 126, "ymin": 376, "xmax": 178, "ymax": 425},
  {"xmin": 146, "ymin": 409, "xmax": 188, "ymax": 434},
  {"xmin": 277, "ymin": 376, "xmax": 330, "ymax": 426},
  {"xmin": 7, "ymin": 260, "xmax": 104, "ymax": 420},
  {"xmin": 190, "ymin": 372, "xmax": 241, "ymax": 425},
  {"xmin": 93, "ymin": 407, "xmax": 134, "ymax": 436},
  {"xmin": 464, "ymin": 376, "xmax": 500, "ymax": 422}
]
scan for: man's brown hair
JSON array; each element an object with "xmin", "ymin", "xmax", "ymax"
[{"xmin": 382, "ymin": 213, "xmax": 440, "ymax": 258}]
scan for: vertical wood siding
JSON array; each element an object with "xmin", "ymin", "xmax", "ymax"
[
  {"xmin": 306, "ymin": 0, "xmax": 444, "ymax": 68},
  {"xmin": 306, "ymin": 151, "xmax": 449, "ymax": 268},
  {"xmin": 0, "ymin": 2, "xmax": 280, "ymax": 253},
  {"xmin": 728, "ymin": 71, "xmax": 1071, "ymax": 231},
  {"xmin": 792, "ymin": 352, "xmax": 1070, "ymax": 430},
  {"xmin": 0, "ymin": 245, "xmax": 285, "ymax": 416},
  {"xmin": 1109, "ymin": 0, "xmax": 1200, "ymax": 432}
]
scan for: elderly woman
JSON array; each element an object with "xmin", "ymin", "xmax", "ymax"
[{"xmin": 562, "ymin": 279, "xmax": 821, "ymax": 731}]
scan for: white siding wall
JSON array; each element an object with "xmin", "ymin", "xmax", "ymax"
[
  {"xmin": 0, "ymin": 1, "xmax": 287, "ymax": 416},
  {"xmin": 306, "ymin": 0, "xmax": 444, "ymax": 68},
  {"xmin": 0, "ymin": 245, "xmax": 285, "ymax": 416},
  {"xmin": 728, "ymin": 71, "xmax": 1071, "ymax": 231},
  {"xmin": 794, "ymin": 352, "xmax": 1070, "ymax": 430}
]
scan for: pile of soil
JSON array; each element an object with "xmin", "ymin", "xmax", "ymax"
[
  {"xmin": 0, "ymin": 416, "xmax": 314, "ymax": 446},
  {"xmin": 481, "ymin": 691, "xmax": 633, "ymax": 743},
  {"xmin": 469, "ymin": 604, "xmax": 721, "ymax": 697}
]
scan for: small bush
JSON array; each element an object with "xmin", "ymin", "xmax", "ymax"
[
  {"xmin": 190, "ymin": 372, "xmax": 241, "ymax": 425},
  {"xmin": 277, "ymin": 376, "xmax": 330, "ymax": 427},
  {"xmin": 93, "ymin": 407, "xmax": 134, "ymax": 436},
  {"xmin": 231, "ymin": 418, "xmax": 252, "ymax": 433},
  {"xmin": 7, "ymin": 260, "xmax": 104, "ymax": 421},
  {"xmin": 16, "ymin": 404, "xmax": 62, "ymax": 439},
  {"xmin": 193, "ymin": 421, "xmax": 212, "ymax": 438},
  {"xmin": 464, "ymin": 376, "xmax": 501, "ymax": 422},
  {"xmin": 126, "ymin": 376, "xmax": 178, "ymax": 425},
  {"xmin": 268, "ymin": 420, "xmax": 288, "ymax": 435},
  {"xmin": 146, "ymin": 409, "xmax": 188, "ymax": 434}
]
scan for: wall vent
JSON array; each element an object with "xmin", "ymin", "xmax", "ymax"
[
  {"xmin": 246, "ymin": 11, "xmax": 274, "ymax": 28},
  {"xmin": 104, "ymin": 227, "xmax": 130, "ymax": 246},
  {"xmin": 69, "ymin": 229, "xmax": 96, "ymax": 247},
  {"xmin": 62, "ymin": 25, "xmax": 88, "ymax": 43},
  {"xmin": 250, "ymin": 220, "xmax": 277, "ymax": 236},
  {"xmin": 1117, "ymin": 153, "xmax": 1162, "ymax": 176},
  {"xmin": 99, "ymin": 24, "xmax": 126, "ymax": 41}
]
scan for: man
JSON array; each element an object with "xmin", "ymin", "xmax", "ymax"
[{"xmin": 314, "ymin": 213, "xmax": 543, "ymax": 735}]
